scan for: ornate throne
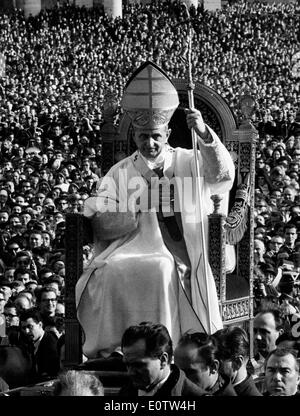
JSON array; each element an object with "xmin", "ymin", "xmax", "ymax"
[{"xmin": 64, "ymin": 81, "xmax": 257, "ymax": 366}]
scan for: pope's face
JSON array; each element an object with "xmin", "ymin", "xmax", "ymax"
[{"xmin": 133, "ymin": 127, "xmax": 170, "ymax": 160}]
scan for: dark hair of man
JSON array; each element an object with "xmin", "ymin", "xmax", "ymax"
[
  {"xmin": 29, "ymin": 230, "xmax": 43, "ymax": 238},
  {"xmin": 212, "ymin": 326, "xmax": 250, "ymax": 361},
  {"xmin": 265, "ymin": 348, "xmax": 300, "ymax": 372},
  {"xmin": 275, "ymin": 332, "xmax": 295, "ymax": 345},
  {"xmin": 0, "ymin": 279, "xmax": 11, "ymax": 289},
  {"xmin": 19, "ymin": 307, "xmax": 42, "ymax": 324},
  {"xmin": 8, "ymin": 213, "xmax": 20, "ymax": 221},
  {"xmin": 36, "ymin": 286, "xmax": 57, "ymax": 303},
  {"xmin": 15, "ymin": 250, "xmax": 31, "ymax": 260},
  {"xmin": 5, "ymin": 266, "xmax": 16, "ymax": 272},
  {"xmin": 256, "ymin": 302, "xmax": 284, "ymax": 331},
  {"xmin": 24, "ymin": 190, "xmax": 34, "ymax": 199},
  {"xmin": 14, "ymin": 267, "xmax": 32, "ymax": 280},
  {"xmin": 42, "ymin": 230, "xmax": 52, "ymax": 239},
  {"xmin": 6, "ymin": 237, "xmax": 21, "ymax": 248},
  {"xmin": 45, "ymin": 275, "xmax": 62, "ymax": 289},
  {"xmin": 15, "ymin": 292, "xmax": 32, "ymax": 304},
  {"xmin": 177, "ymin": 332, "xmax": 218, "ymax": 370},
  {"xmin": 21, "ymin": 287, "xmax": 36, "ymax": 299},
  {"xmin": 121, "ymin": 323, "xmax": 173, "ymax": 364},
  {"xmin": 39, "ymin": 266, "xmax": 54, "ymax": 278},
  {"xmin": 32, "ymin": 246, "xmax": 49, "ymax": 257},
  {"xmin": 275, "ymin": 334, "xmax": 300, "ymax": 355},
  {"xmin": 4, "ymin": 299, "xmax": 16, "ymax": 309},
  {"xmin": 30, "ymin": 171, "xmax": 40, "ymax": 179},
  {"xmin": 284, "ymin": 223, "xmax": 297, "ymax": 232}
]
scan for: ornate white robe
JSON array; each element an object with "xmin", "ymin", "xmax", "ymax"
[{"xmin": 76, "ymin": 127, "xmax": 235, "ymax": 358}]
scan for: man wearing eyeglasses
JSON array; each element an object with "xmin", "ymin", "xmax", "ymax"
[
  {"xmin": 38, "ymin": 287, "xmax": 58, "ymax": 328},
  {"xmin": 56, "ymin": 196, "xmax": 69, "ymax": 213}
]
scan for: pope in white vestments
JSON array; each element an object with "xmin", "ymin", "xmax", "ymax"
[{"xmin": 76, "ymin": 62, "xmax": 235, "ymax": 358}]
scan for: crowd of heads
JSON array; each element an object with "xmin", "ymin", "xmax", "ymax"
[
  {"xmin": 0, "ymin": 0, "xmax": 299, "ymax": 395},
  {"xmin": 251, "ymin": 303, "xmax": 300, "ymax": 395},
  {"xmin": 120, "ymin": 321, "xmax": 299, "ymax": 396},
  {"xmin": 54, "ymin": 320, "xmax": 300, "ymax": 396}
]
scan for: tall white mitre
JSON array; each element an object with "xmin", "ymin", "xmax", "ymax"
[{"xmin": 121, "ymin": 61, "xmax": 180, "ymax": 129}]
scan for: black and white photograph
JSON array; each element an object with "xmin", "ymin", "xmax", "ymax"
[{"xmin": 0, "ymin": 0, "xmax": 299, "ymax": 404}]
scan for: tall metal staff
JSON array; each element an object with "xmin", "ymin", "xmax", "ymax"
[{"xmin": 183, "ymin": 4, "xmax": 213, "ymax": 335}]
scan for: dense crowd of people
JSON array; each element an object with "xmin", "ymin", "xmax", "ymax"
[{"xmin": 0, "ymin": 0, "xmax": 299, "ymax": 396}]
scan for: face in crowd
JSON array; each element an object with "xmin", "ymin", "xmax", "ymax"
[
  {"xmin": 269, "ymin": 236, "xmax": 284, "ymax": 253},
  {"xmin": 21, "ymin": 317, "xmax": 44, "ymax": 343},
  {"xmin": 265, "ymin": 350, "xmax": 300, "ymax": 396},
  {"xmin": 174, "ymin": 341, "xmax": 217, "ymax": 390},
  {"xmin": 39, "ymin": 290, "xmax": 57, "ymax": 317},
  {"xmin": 254, "ymin": 312, "xmax": 283, "ymax": 358},
  {"xmin": 284, "ymin": 226, "xmax": 297, "ymax": 248},
  {"xmin": 254, "ymin": 239, "xmax": 266, "ymax": 264},
  {"xmin": 122, "ymin": 338, "xmax": 169, "ymax": 391}
]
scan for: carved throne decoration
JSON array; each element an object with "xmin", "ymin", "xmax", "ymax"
[{"xmin": 64, "ymin": 81, "xmax": 257, "ymax": 366}]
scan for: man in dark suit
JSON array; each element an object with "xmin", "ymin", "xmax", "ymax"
[
  {"xmin": 213, "ymin": 326, "xmax": 262, "ymax": 396},
  {"xmin": 119, "ymin": 322, "xmax": 207, "ymax": 397},
  {"xmin": 19, "ymin": 308, "xmax": 59, "ymax": 383},
  {"xmin": 174, "ymin": 332, "xmax": 237, "ymax": 396}
]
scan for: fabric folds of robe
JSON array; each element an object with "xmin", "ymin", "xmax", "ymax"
[{"xmin": 76, "ymin": 130, "xmax": 234, "ymax": 358}]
